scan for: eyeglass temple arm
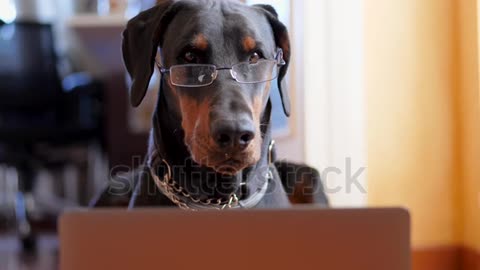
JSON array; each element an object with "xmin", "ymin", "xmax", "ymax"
[{"xmin": 276, "ymin": 48, "xmax": 286, "ymax": 66}]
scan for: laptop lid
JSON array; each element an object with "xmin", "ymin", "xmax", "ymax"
[{"xmin": 59, "ymin": 208, "xmax": 410, "ymax": 270}]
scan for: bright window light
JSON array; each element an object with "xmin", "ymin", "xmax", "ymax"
[{"xmin": 0, "ymin": 0, "xmax": 16, "ymax": 23}]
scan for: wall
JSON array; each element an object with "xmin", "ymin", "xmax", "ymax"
[
  {"xmin": 365, "ymin": 0, "xmax": 459, "ymax": 247},
  {"xmin": 366, "ymin": 0, "xmax": 480, "ymax": 268},
  {"xmin": 459, "ymin": 0, "xmax": 480, "ymax": 255}
]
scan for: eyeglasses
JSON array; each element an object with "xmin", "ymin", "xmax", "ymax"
[{"xmin": 156, "ymin": 48, "xmax": 286, "ymax": 87}]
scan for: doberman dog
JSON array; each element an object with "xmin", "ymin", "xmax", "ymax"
[{"xmin": 92, "ymin": 0, "xmax": 328, "ymax": 209}]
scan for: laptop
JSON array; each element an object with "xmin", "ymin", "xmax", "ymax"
[{"xmin": 59, "ymin": 208, "xmax": 410, "ymax": 270}]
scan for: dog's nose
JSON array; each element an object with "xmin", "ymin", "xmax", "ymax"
[{"xmin": 212, "ymin": 120, "xmax": 255, "ymax": 150}]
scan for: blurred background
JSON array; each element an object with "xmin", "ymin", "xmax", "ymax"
[{"xmin": 0, "ymin": 0, "xmax": 479, "ymax": 269}]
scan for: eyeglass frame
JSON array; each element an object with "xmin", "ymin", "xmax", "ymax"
[{"xmin": 155, "ymin": 48, "xmax": 286, "ymax": 88}]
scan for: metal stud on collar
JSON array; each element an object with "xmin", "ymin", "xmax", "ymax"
[{"xmin": 268, "ymin": 140, "xmax": 275, "ymax": 164}]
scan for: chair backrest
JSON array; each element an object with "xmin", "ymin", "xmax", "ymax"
[{"xmin": 0, "ymin": 21, "xmax": 62, "ymax": 110}]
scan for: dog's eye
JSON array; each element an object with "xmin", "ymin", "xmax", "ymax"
[
  {"xmin": 249, "ymin": 52, "xmax": 261, "ymax": 64},
  {"xmin": 184, "ymin": 51, "xmax": 198, "ymax": 63}
]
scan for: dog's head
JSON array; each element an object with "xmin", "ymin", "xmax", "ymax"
[{"xmin": 122, "ymin": 0, "xmax": 290, "ymax": 175}]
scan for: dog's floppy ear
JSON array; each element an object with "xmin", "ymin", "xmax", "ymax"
[
  {"xmin": 254, "ymin": 4, "xmax": 291, "ymax": 117},
  {"xmin": 122, "ymin": 0, "xmax": 180, "ymax": 107}
]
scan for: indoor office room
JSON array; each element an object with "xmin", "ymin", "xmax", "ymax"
[{"xmin": 0, "ymin": 0, "xmax": 479, "ymax": 269}]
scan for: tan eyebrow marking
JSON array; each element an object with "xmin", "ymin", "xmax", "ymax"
[
  {"xmin": 192, "ymin": 34, "xmax": 209, "ymax": 50},
  {"xmin": 242, "ymin": 36, "xmax": 257, "ymax": 52}
]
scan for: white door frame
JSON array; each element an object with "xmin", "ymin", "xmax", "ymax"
[{"xmin": 303, "ymin": 0, "xmax": 367, "ymax": 207}]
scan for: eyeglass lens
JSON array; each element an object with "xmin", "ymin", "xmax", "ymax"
[
  {"xmin": 170, "ymin": 65, "xmax": 217, "ymax": 87},
  {"xmin": 169, "ymin": 60, "xmax": 279, "ymax": 87},
  {"xmin": 231, "ymin": 60, "xmax": 278, "ymax": 83}
]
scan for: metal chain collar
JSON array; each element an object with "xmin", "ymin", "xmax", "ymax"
[
  {"xmin": 149, "ymin": 140, "xmax": 276, "ymax": 211},
  {"xmin": 149, "ymin": 162, "xmax": 240, "ymax": 211}
]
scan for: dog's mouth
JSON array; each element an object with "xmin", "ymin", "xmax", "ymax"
[
  {"xmin": 203, "ymin": 151, "xmax": 258, "ymax": 176},
  {"xmin": 211, "ymin": 155, "xmax": 254, "ymax": 175},
  {"xmin": 185, "ymin": 136, "xmax": 260, "ymax": 175}
]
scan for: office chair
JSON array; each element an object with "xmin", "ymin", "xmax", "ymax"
[{"xmin": 0, "ymin": 21, "xmax": 104, "ymax": 251}]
